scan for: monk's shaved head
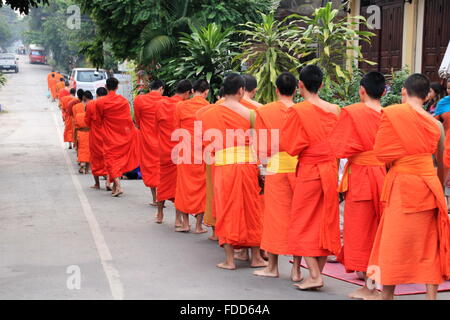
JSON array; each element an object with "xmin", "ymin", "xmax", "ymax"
[
  {"xmin": 299, "ymin": 65, "xmax": 323, "ymax": 94},
  {"xmin": 404, "ymin": 73, "xmax": 430, "ymax": 100},
  {"xmin": 96, "ymin": 87, "xmax": 108, "ymax": 97},
  {"xmin": 243, "ymin": 75, "xmax": 257, "ymax": 92},
  {"xmin": 70, "ymin": 88, "xmax": 76, "ymax": 95},
  {"xmin": 150, "ymin": 80, "xmax": 165, "ymax": 91},
  {"xmin": 77, "ymin": 89, "xmax": 85, "ymax": 100},
  {"xmin": 193, "ymin": 79, "xmax": 209, "ymax": 93},
  {"xmin": 361, "ymin": 72, "xmax": 386, "ymax": 100},
  {"xmin": 106, "ymin": 77, "xmax": 119, "ymax": 91},
  {"xmin": 65, "ymin": 81, "xmax": 70, "ymax": 86},
  {"xmin": 83, "ymin": 90, "xmax": 93, "ymax": 100},
  {"xmin": 276, "ymin": 72, "xmax": 297, "ymax": 96},
  {"xmin": 223, "ymin": 73, "xmax": 245, "ymax": 95},
  {"xmin": 176, "ymin": 80, "xmax": 192, "ymax": 94}
]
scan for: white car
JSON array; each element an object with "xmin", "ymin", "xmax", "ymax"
[
  {"xmin": 69, "ymin": 68, "xmax": 108, "ymax": 98},
  {"xmin": 0, "ymin": 53, "xmax": 19, "ymax": 73}
]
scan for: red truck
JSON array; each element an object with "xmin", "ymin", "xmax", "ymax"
[{"xmin": 29, "ymin": 44, "xmax": 46, "ymax": 64}]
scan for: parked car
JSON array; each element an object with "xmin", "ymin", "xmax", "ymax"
[
  {"xmin": 69, "ymin": 68, "xmax": 108, "ymax": 98},
  {"xmin": 0, "ymin": 53, "xmax": 19, "ymax": 73}
]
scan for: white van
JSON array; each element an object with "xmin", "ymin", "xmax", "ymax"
[{"xmin": 69, "ymin": 68, "xmax": 108, "ymax": 98}]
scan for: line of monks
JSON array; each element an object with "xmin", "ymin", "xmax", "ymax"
[{"xmin": 49, "ymin": 66, "xmax": 450, "ymax": 300}]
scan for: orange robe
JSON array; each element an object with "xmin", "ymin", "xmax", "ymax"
[
  {"xmin": 329, "ymin": 103, "xmax": 386, "ymax": 272},
  {"xmin": 174, "ymin": 96, "xmax": 208, "ymax": 215},
  {"xmin": 49, "ymin": 78, "xmax": 58, "ymax": 99},
  {"xmin": 74, "ymin": 107, "xmax": 90, "ymax": 163},
  {"xmin": 56, "ymin": 81, "xmax": 65, "ymax": 98},
  {"xmin": 47, "ymin": 72, "xmax": 56, "ymax": 90},
  {"xmin": 255, "ymin": 101, "xmax": 298, "ymax": 255},
  {"xmin": 196, "ymin": 104, "xmax": 218, "ymax": 226},
  {"xmin": 202, "ymin": 104, "xmax": 262, "ymax": 247},
  {"xmin": 155, "ymin": 95, "xmax": 182, "ymax": 201},
  {"xmin": 59, "ymin": 88, "xmax": 70, "ymax": 105},
  {"xmin": 72, "ymin": 102, "xmax": 85, "ymax": 149},
  {"xmin": 368, "ymin": 103, "xmax": 450, "ymax": 285},
  {"xmin": 85, "ymin": 100, "xmax": 107, "ymax": 177},
  {"xmin": 96, "ymin": 91, "xmax": 140, "ymax": 180},
  {"xmin": 134, "ymin": 91, "xmax": 167, "ymax": 188},
  {"xmin": 62, "ymin": 97, "xmax": 77, "ymax": 143},
  {"xmin": 281, "ymin": 101, "xmax": 341, "ymax": 257}
]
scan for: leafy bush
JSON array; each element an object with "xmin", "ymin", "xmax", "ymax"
[{"xmin": 381, "ymin": 68, "xmax": 410, "ymax": 107}]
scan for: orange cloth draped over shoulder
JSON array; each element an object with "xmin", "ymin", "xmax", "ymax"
[
  {"xmin": 56, "ymin": 81, "xmax": 65, "ymax": 98},
  {"xmin": 201, "ymin": 104, "xmax": 262, "ymax": 247},
  {"xmin": 96, "ymin": 91, "xmax": 140, "ymax": 180},
  {"xmin": 85, "ymin": 100, "xmax": 107, "ymax": 176},
  {"xmin": 196, "ymin": 104, "xmax": 217, "ymax": 226},
  {"xmin": 74, "ymin": 106, "xmax": 90, "ymax": 163},
  {"xmin": 368, "ymin": 103, "xmax": 450, "ymax": 286},
  {"xmin": 281, "ymin": 100, "xmax": 341, "ymax": 257},
  {"xmin": 47, "ymin": 72, "xmax": 55, "ymax": 89},
  {"xmin": 155, "ymin": 95, "xmax": 182, "ymax": 201},
  {"xmin": 134, "ymin": 91, "xmax": 168, "ymax": 189},
  {"xmin": 174, "ymin": 96, "xmax": 208, "ymax": 215},
  {"xmin": 59, "ymin": 88, "xmax": 70, "ymax": 107},
  {"xmin": 72, "ymin": 102, "xmax": 85, "ymax": 148},
  {"xmin": 329, "ymin": 103, "xmax": 386, "ymax": 272},
  {"xmin": 255, "ymin": 101, "xmax": 298, "ymax": 255}
]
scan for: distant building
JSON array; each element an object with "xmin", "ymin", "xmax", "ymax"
[{"xmin": 277, "ymin": 0, "xmax": 450, "ymax": 81}]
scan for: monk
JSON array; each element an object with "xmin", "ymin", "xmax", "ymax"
[
  {"xmin": 58, "ymin": 81, "xmax": 70, "ymax": 110},
  {"xmin": 61, "ymin": 88, "xmax": 77, "ymax": 149},
  {"xmin": 216, "ymin": 75, "xmax": 262, "ymax": 110},
  {"xmin": 85, "ymin": 87, "xmax": 110, "ymax": 190},
  {"xmin": 74, "ymin": 91, "xmax": 93, "ymax": 174},
  {"xmin": 253, "ymin": 72, "xmax": 301, "ymax": 281},
  {"xmin": 134, "ymin": 80, "xmax": 168, "ymax": 206},
  {"xmin": 155, "ymin": 80, "xmax": 192, "ymax": 225},
  {"xmin": 56, "ymin": 77, "xmax": 65, "ymax": 98},
  {"xmin": 49, "ymin": 74, "xmax": 58, "ymax": 102},
  {"xmin": 71, "ymin": 89, "xmax": 86, "ymax": 152},
  {"xmin": 368, "ymin": 74, "xmax": 450, "ymax": 300},
  {"xmin": 47, "ymin": 71, "xmax": 56, "ymax": 91},
  {"xmin": 280, "ymin": 65, "xmax": 341, "ymax": 291},
  {"xmin": 201, "ymin": 73, "xmax": 266, "ymax": 270},
  {"xmin": 328, "ymin": 71, "xmax": 387, "ymax": 299},
  {"xmin": 173, "ymin": 79, "xmax": 209, "ymax": 233},
  {"xmin": 96, "ymin": 77, "xmax": 140, "ymax": 197}
]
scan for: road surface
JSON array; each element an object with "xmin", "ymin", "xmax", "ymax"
[{"xmin": 0, "ymin": 57, "xmax": 447, "ymax": 300}]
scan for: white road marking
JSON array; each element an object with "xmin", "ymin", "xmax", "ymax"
[{"xmin": 51, "ymin": 111, "xmax": 124, "ymax": 300}]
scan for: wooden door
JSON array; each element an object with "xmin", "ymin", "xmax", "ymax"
[{"xmin": 422, "ymin": 0, "xmax": 450, "ymax": 81}]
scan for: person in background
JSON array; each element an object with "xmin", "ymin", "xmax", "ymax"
[{"xmin": 426, "ymin": 82, "xmax": 444, "ymax": 114}]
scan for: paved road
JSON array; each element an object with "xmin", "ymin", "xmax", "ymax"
[{"xmin": 0, "ymin": 57, "xmax": 448, "ymax": 300}]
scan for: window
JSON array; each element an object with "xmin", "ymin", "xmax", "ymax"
[
  {"xmin": 76, "ymin": 71, "xmax": 107, "ymax": 82},
  {"xmin": 31, "ymin": 51, "xmax": 43, "ymax": 56}
]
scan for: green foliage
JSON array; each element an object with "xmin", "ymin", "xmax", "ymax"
[
  {"xmin": 0, "ymin": 71, "xmax": 6, "ymax": 87},
  {"xmin": 237, "ymin": 12, "xmax": 301, "ymax": 104},
  {"xmin": 381, "ymin": 68, "xmax": 410, "ymax": 107},
  {"xmin": 0, "ymin": 0, "xmax": 48, "ymax": 14},
  {"xmin": 0, "ymin": 15, "xmax": 11, "ymax": 47},
  {"xmin": 170, "ymin": 23, "xmax": 238, "ymax": 100},
  {"xmin": 290, "ymin": 2, "xmax": 375, "ymax": 98}
]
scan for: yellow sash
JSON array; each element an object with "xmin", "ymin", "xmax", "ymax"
[
  {"xmin": 267, "ymin": 152, "xmax": 298, "ymax": 174},
  {"xmin": 214, "ymin": 146, "xmax": 256, "ymax": 166}
]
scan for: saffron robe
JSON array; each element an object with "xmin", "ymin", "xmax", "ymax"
[
  {"xmin": 174, "ymin": 96, "xmax": 208, "ymax": 215},
  {"xmin": 85, "ymin": 100, "xmax": 107, "ymax": 176},
  {"xmin": 202, "ymin": 104, "xmax": 262, "ymax": 247},
  {"xmin": 368, "ymin": 103, "xmax": 450, "ymax": 285},
  {"xmin": 134, "ymin": 91, "xmax": 168, "ymax": 188},
  {"xmin": 155, "ymin": 95, "xmax": 182, "ymax": 201},
  {"xmin": 255, "ymin": 101, "xmax": 298, "ymax": 255},
  {"xmin": 74, "ymin": 107, "xmax": 90, "ymax": 163},
  {"xmin": 281, "ymin": 101, "xmax": 341, "ymax": 257},
  {"xmin": 72, "ymin": 102, "xmax": 85, "ymax": 149},
  {"xmin": 96, "ymin": 91, "xmax": 140, "ymax": 180},
  {"xmin": 62, "ymin": 97, "xmax": 77, "ymax": 143},
  {"xmin": 329, "ymin": 103, "xmax": 386, "ymax": 272}
]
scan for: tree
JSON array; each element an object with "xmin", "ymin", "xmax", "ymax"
[
  {"xmin": 0, "ymin": 0, "xmax": 49, "ymax": 15},
  {"xmin": 0, "ymin": 16, "xmax": 12, "ymax": 47},
  {"xmin": 237, "ymin": 12, "xmax": 301, "ymax": 104}
]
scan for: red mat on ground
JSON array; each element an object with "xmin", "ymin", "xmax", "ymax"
[{"xmin": 297, "ymin": 261, "xmax": 450, "ymax": 296}]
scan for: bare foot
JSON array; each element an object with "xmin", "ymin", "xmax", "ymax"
[
  {"xmin": 106, "ymin": 186, "xmax": 112, "ymax": 191},
  {"xmin": 253, "ymin": 268, "xmax": 279, "ymax": 278},
  {"xmin": 155, "ymin": 213, "xmax": 163, "ymax": 224},
  {"xmin": 175, "ymin": 227, "xmax": 190, "ymax": 233},
  {"xmin": 250, "ymin": 258, "xmax": 269, "ymax": 268},
  {"xmin": 90, "ymin": 185, "xmax": 100, "ymax": 189},
  {"xmin": 149, "ymin": 202, "xmax": 158, "ymax": 207},
  {"xmin": 216, "ymin": 262, "xmax": 236, "ymax": 270},
  {"xmin": 293, "ymin": 277, "xmax": 324, "ymax": 291},
  {"xmin": 234, "ymin": 249, "xmax": 249, "ymax": 261},
  {"xmin": 112, "ymin": 190, "xmax": 123, "ymax": 197},
  {"xmin": 363, "ymin": 291, "xmax": 382, "ymax": 300},
  {"xmin": 193, "ymin": 228, "xmax": 208, "ymax": 234},
  {"xmin": 208, "ymin": 235, "xmax": 218, "ymax": 241},
  {"xmin": 291, "ymin": 268, "xmax": 303, "ymax": 282}
]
